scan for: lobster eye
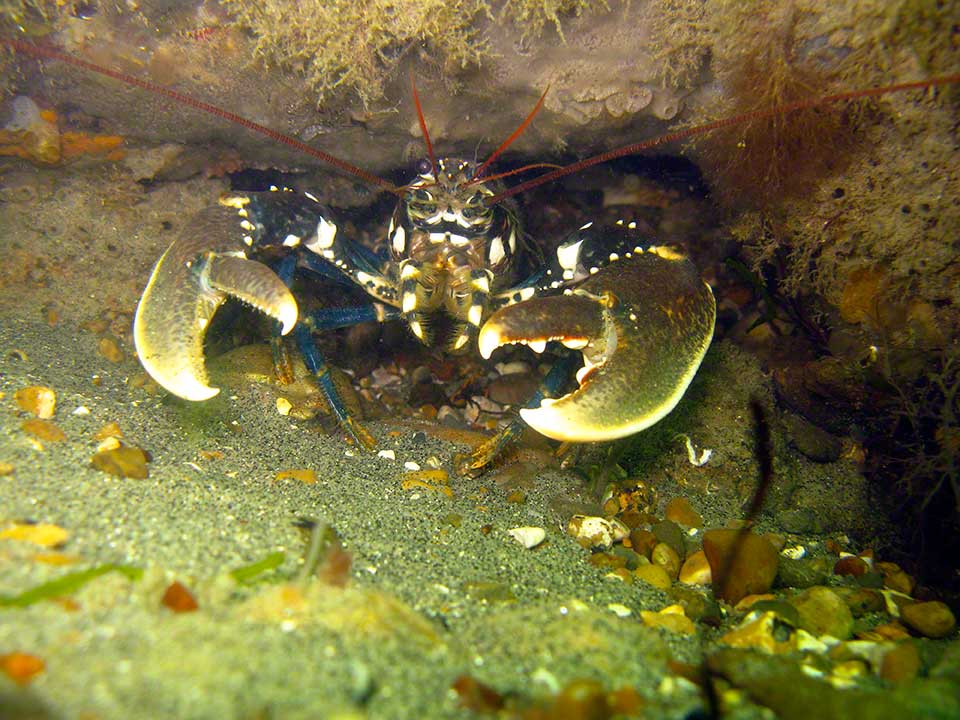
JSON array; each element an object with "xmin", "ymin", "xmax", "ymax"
[{"xmin": 416, "ymin": 158, "xmax": 433, "ymax": 176}]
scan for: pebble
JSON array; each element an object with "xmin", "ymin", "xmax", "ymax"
[
  {"xmin": 833, "ymin": 555, "xmax": 868, "ymax": 577},
  {"xmin": 702, "ymin": 528, "xmax": 778, "ymax": 605},
  {"xmin": 161, "ymin": 581, "xmax": 199, "ymax": 613},
  {"xmin": 640, "ymin": 605, "xmax": 695, "ymax": 635},
  {"xmin": 566, "ymin": 515, "xmax": 628, "ymax": 551},
  {"xmin": 876, "ymin": 561, "xmax": 915, "ymax": 595},
  {"xmin": 22, "ymin": 418, "xmax": 67, "ymax": 443},
  {"xmin": 377, "ymin": 449, "xmax": 396, "ymax": 460},
  {"xmin": 652, "ymin": 519, "xmax": 686, "ymax": 559},
  {"xmin": 633, "ymin": 563, "xmax": 672, "ymax": 590},
  {"xmin": 900, "ymin": 601, "xmax": 956, "ymax": 639},
  {"xmin": 678, "ymin": 550, "xmax": 712, "ymax": 585},
  {"xmin": 789, "ymin": 586, "xmax": 854, "ymax": 640},
  {"xmin": 651, "ymin": 542, "xmax": 681, "ymax": 580},
  {"xmin": 0, "ymin": 522, "xmax": 69, "ymax": 548},
  {"xmin": 90, "ymin": 445, "xmax": 150, "ymax": 479},
  {"xmin": 664, "ymin": 497, "xmax": 702, "ymax": 528},
  {"xmin": 776, "ymin": 556, "xmax": 832, "ymax": 589},
  {"xmin": 14, "ymin": 385, "xmax": 56, "ymax": 418},
  {"xmin": 507, "ymin": 526, "xmax": 546, "ymax": 549},
  {"xmin": 628, "ymin": 528, "xmax": 657, "ymax": 559},
  {"xmin": 98, "ymin": 336, "xmax": 124, "ymax": 363},
  {"xmin": 274, "ymin": 469, "xmax": 318, "ymax": 484},
  {"xmin": 0, "ymin": 651, "xmax": 45, "ymax": 686},
  {"xmin": 880, "ymin": 641, "xmax": 921, "ymax": 684}
]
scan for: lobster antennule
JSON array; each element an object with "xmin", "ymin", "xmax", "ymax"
[
  {"xmin": 4, "ymin": 38, "xmax": 401, "ymax": 196},
  {"xmin": 489, "ymin": 73, "xmax": 960, "ymax": 205},
  {"xmin": 410, "ymin": 72, "xmax": 438, "ymax": 176},
  {"xmin": 472, "ymin": 85, "xmax": 551, "ymax": 181}
]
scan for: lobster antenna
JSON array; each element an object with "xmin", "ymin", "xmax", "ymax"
[
  {"xmin": 5, "ymin": 38, "xmax": 401, "ymax": 195},
  {"xmin": 472, "ymin": 85, "xmax": 550, "ymax": 181},
  {"xmin": 489, "ymin": 73, "xmax": 960, "ymax": 205},
  {"xmin": 409, "ymin": 72, "xmax": 437, "ymax": 175}
]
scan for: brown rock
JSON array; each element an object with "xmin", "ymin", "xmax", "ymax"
[
  {"xmin": 21, "ymin": 418, "xmax": 67, "ymax": 442},
  {"xmin": 833, "ymin": 555, "xmax": 868, "ymax": 577},
  {"xmin": 876, "ymin": 561, "xmax": 915, "ymax": 595},
  {"xmin": 702, "ymin": 529, "xmax": 779, "ymax": 605},
  {"xmin": 161, "ymin": 580, "xmax": 199, "ymax": 612},
  {"xmin": 628, "ymin": 529, "xmax": 657, "ymax": 559},
  {"xmin": 665, "ymin": 497, "xmax": 702, "ymax": 528},
  {"xmin": 880, "ymin": 641, "xmax": 921, "ymax": 684},
  {"xmin": 789, "ymin": 586, "xmax": 854, "ymax": 639},
  {"xmin": 900, "ymin": 601, "xmax": 956, "ymax": 639}
]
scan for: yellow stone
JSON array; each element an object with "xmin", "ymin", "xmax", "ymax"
[
  {"xmin": 15, "ymin": 386, "xmax": 56, "ymax": 418},
  {"xmin": 0, "ymin": 522, "xmax": 69, "ymax": 548},
  {"xmin": 274, "ymin": 469, "xmax": 318, "ymax": 484},
  {"xmin": 634, "ymin": 563, "xmax": 672, "ymax": 590}
]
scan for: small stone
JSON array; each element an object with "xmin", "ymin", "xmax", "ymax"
[
  {"xmin": 403, "ymin": 461, "xmax": 421, "ymax": 471},
  {"xmin": 900, "ymin": 601, "xmax": 956, "ymax": 639},
  {"xmin": 0, "ymin": 651, "xmax": 45, "ymax": 686},
  {"xmin": 628, "ymin": 529, "xmax": 657, "ymax": 559},
  {"xmin": 377, "ymin": 449, "xmax": 396, "ymax": 460},
  {"xmin": 0, "ymin": 522, "xmax": 69, "ymax": 548},
  {"xmin": 507, "ymin": 526, "xmax": 545, "ymax": 549},
  {"xmin": 789, "ymin": 586, "xmax": 854, "ymax": 639},
  {"xmin": 640, "ymin": 604, "xmax": 695, "ymax": 635},
  {"xmin": 776, "ymin": 556, "xmax": 832, "ymax": 589},
  {"xmin": 22, "ymin": 418, "xmax": 67, "ymax": 442},
  {"xmin": 880, "ymin": 641, "xmax": 921, "ymax": 684},
  {"xmin": 876, "ymin": 561, "xmax": 915, "ymax": 595},
  {"xmin": 98, "ymin": 336, "xmax": 124, "ymax": 363},
  {"xmin": 834, "ymin": 555, "xmax": 868, "ymax": 577},
  {"xmin": 664, "ymin": 497, "xmax": 702, "ymax": 528},
  {"xmin": 0, "ymin": 462, "xmax": 13, "ymax": 476},
  {"xmin": 835, "ymin": 587, "xmax": 885, "ymax": 617},
  {"xmin": 15, "ymin": 385, "xmax": 56, "ymax": 418},
  {"xmin": 90, "ymin": 445, "xmax": 150, "ymax": 479},
  {"xmin": 702, "ymin": 528, "xmax": 779, "ymax": 605},
  {"xmin": 652, "ymin": 520, "xmax": 686, "ymax": 559},
  {"xmin": 274, "ymin": 469, "xmax": 318, "ymax": 484},
  {"xmin": 633, "ymin": 563, "xmax": 672, "ymax": 590},
  {"xmin": 678, "ymin": 550, "xmax": 712, "ymax": 585},
  {"xmin": 567, "ymin": 515, "xmax": 628, "ymax": 551},
  {"xmin": 651, "ymin": 542, "xmax": 681, "ymax": 580},
  {"xmin": 607, "ymin": 603, "xmax": 632, "ymax": 618},
  {"xmin": 719, "ymin": 611, "xmax": 790, "ymax": 654},
  {"xmin": 276, "ymin": 397, "xmax": 293, "ymax": 416},
  {"xmin": 161, "ymin": 580, "xmax": 199, "ymax": 612},
  {"xmin": 94, "ymin": 422, "xmax": 124, "ymax": 440}
]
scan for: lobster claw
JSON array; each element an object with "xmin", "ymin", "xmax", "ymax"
[
  {"xmin": 133, "ymin": 206, "xmax": 298, "ymax": 401},
  {"xmin": 478, "ymin": 246, "xmax": 715, "ymax": 442}
]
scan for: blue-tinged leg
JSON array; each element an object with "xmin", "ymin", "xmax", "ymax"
[
  {"xmin": 456, "ymin": 349, "xmax": 580, "ymax": 476},
  {"xmin": 303, "ymin": 304, "xmax": 401, "ymax": 332},
  {"xmin": 293, "ymin": 324, "xmax": 375, "ymax": 449},
  {"xmin": 273, "ymin": 253, "xmax": 376, "ymax": 449}
]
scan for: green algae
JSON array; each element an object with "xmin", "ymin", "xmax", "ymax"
[{"xmin": 0, "ymin": 564, "xmax": 143, "ymax": 608}]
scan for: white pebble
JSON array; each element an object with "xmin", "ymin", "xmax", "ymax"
[
  {"xmin": 781, "ymin": 544, "xmax": 806, "ymax": 560},
  {"xmin": 507, "ymin": 526, "xmax": 546, "ymax": 549},
  {"xmin": 377, "ymin": 449, "xmax": 396, "ymax": 460},
  {"xmin": 403, "ymin": 461, "xmax": 421, "ymax": 471},
  {"xmin": 72, "ymin": 405, "xmax": 91, "ymax": 415},
  {"xmin": 607, "ymin": 603, "xmax": 632, "ymax": 618},
  {"xmin": 276, "ymin": 397, "xmax": 292, "ymax": 416}
]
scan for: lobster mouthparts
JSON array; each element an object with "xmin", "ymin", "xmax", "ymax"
[{"xmin": 477, "ymin": 248, "xmax": 716, "ymax": 442}]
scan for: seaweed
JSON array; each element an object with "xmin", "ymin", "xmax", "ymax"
[
  {"xmin": 220, "ymin": 0, "xmax": 493, "ymax": 107},
  {"xmin": 0, "ymin": 564, "xmax": 143, "ymax": 608},
  {"xmin": 229, "ymin": 551, "xmax": 286, "ymax": 585}
]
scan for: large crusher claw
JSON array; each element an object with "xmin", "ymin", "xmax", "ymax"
[
  {"xmin": 133, "ymin": 207, "xmax": 298, "ymax": 401},
  {"xmin": 478, "ymin": 247, "xmax": 716, "ymax": 442}
]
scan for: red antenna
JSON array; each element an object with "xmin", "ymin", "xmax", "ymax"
[
  {"xmin": 472, "ymin": 85, "xmax": 550, "ymax": 181},
  {"xmin": 488, "ymin": 73, "xmax": 960, "ymax": 205},
  {"xmin": 409, "ymin": 72, "xmax": 437, "ymax": 175},
  {"xmin": 4, "ymin": 38, "xmax": 401, "ymax": 195}
]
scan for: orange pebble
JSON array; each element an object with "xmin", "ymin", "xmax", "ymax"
[
  {"xmin": 161, "ymin": 581, "xmax": 199, "ymax": 613},
  {"xmin": 0, "ymin": 652, "xmax": 45, "ymax": 686}
]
